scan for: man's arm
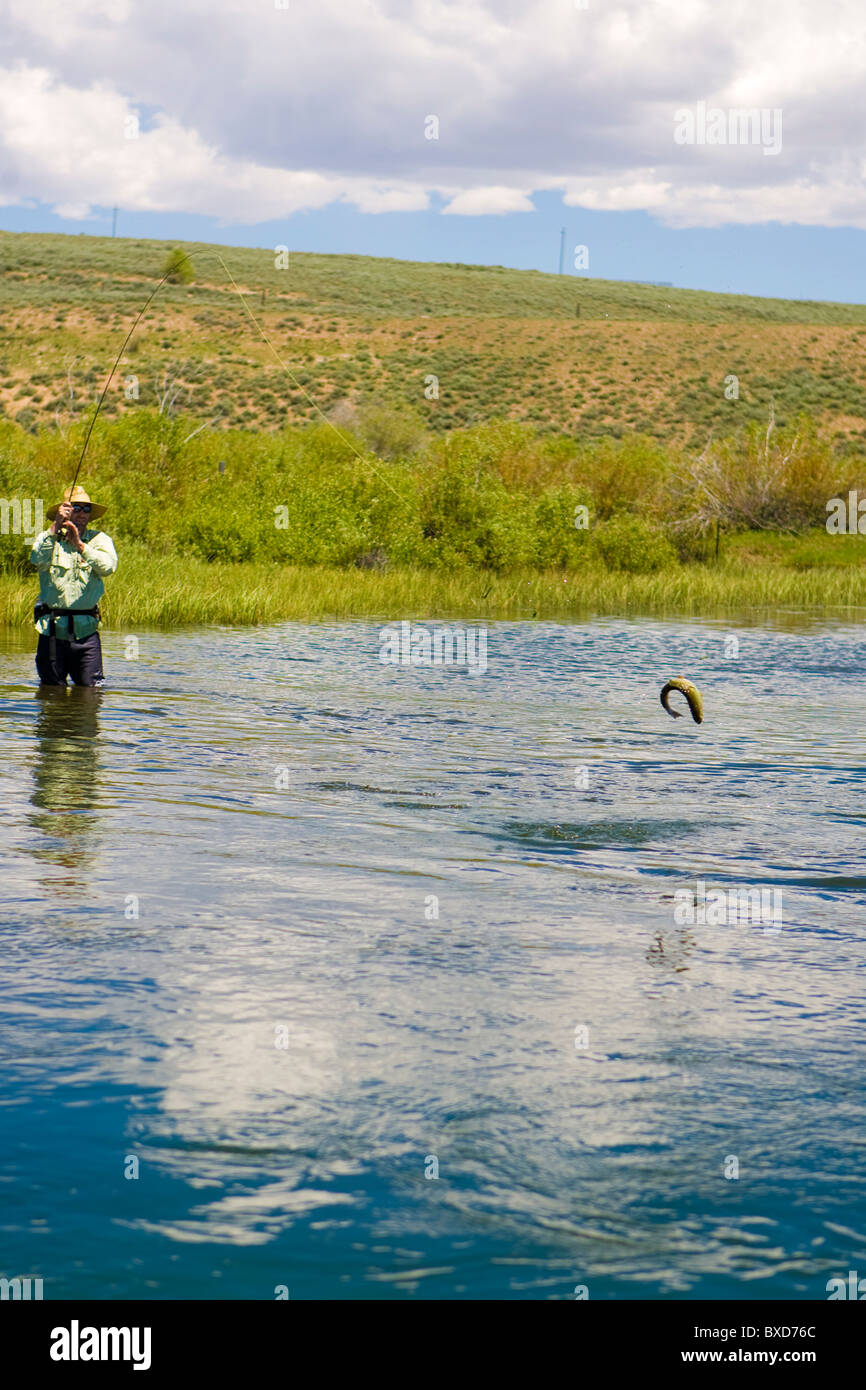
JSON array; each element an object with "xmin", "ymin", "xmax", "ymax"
[
  {"xmin": 79, "ymin": 532, "xmax": 118, "ymax": 577},
  {"xmin": 29, "ymin": 529, "xmax": 57, "ymax": 571}
]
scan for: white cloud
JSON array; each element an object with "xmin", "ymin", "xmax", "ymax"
[
  {"xmin": 560, "ymin": 178, "xmax": 672, "ymax": 215},
  {"xmin": 51, "ymin": 201, "xmax": 94, "ymax": 220},
  {"xmin": 0, "ymin": 0, "xmax": 864, "ymax": 228},
  {"xmin": 442, "ymin": 186, "xmax": 535, "ymax": 215},
  {"xmin": 0, "ymin": 67, "xmax": 431, "ymax": 223}
]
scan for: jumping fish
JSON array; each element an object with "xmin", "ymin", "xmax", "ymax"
[{"xmin": 660, "ymin": 677, "xmax": 703, "ymax": 724}]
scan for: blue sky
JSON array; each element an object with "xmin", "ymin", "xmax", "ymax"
[{"xmin": 0, "ymin": 0, "xmax": 863, "ymax": 306}]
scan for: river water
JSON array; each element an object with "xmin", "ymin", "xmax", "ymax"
[{"xmin": 1, "ymin": 617, "xmax": 864, "ymax": 1300}]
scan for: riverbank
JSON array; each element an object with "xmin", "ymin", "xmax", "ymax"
[{"xmin": 3, "ymin": 543, "xmax": 866, "ymax": 628}]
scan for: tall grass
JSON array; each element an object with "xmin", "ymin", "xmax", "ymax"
[{"xmin": 3, "ymin": 547, "xmax": 866, "ymax": 629}]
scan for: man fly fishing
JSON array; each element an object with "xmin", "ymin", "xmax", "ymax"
[
  {"xmin": 29, "ymin": 485, "xmax": 118, "ymax": 687},
  {"xmin": 22, "ymin": 253, "xmax": 191, "ymax": 688}
]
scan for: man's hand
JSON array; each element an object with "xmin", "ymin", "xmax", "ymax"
[
  {"xmin": 63, "ymin": 519, "xmax": 85, "ymax": 551},
  {"xmin": 51, "ymin": 502, "xmax": 73, "ymax": 536},
  {"xmin": 52, "ymin": 505, "xmax": 85, "ymax": 552}
]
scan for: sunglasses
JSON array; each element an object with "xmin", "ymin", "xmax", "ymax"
[{"xmin": 71, "ymin": 504, "xmax": 92, "ymax": 513}]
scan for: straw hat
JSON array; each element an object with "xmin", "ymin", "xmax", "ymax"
[{"xmin": 46, "ymin": 485, "xmax": 107, "ymax": 522}]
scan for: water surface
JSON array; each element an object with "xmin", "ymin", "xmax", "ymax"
[{"xmin": 1, "ymin": 617, "xmax": 864, "ymax": 1299}]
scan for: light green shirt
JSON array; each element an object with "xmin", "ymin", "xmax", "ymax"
[{"xmin": 29, "ymin": 527, "xmax": 118, "ymax": 640}]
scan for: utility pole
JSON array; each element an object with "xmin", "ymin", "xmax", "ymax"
[
  {"xmin": 112, "ymin": 207, "xmax": 118, "ymax": 238},
  {"xmin": 558, "ymin": 226, "xmax": 566, "ymax": 275}
]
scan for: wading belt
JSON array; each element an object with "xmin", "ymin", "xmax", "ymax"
[{"xmin": 34, "ymin": 604, "xmax": 100, "ymax": 665}]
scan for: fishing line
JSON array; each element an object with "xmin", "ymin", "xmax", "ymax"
[
  {"xmin": 45, "ymin": 243, "xmax": 409, "ymax": 641},
  {"xmin": 51, "ymin": 266, "xmax": 177, "ymax": 552},
  {"xmin": 47, "ymin": 266, "xmax": 176, "ymax": 606},
  {"xmin": 207, "ymin": 250, "xmax": 407, "ymax": 503},
  {"xmin": 63, "ymin": 245, "xmax": 406, "ymax": 505},
  {"xmin": 68, "ymin": 267, "xmax": 176, "ymax": 496}
]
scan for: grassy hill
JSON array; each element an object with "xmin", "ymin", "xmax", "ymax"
[{"xmin": 2, "ymin": 230, "xmax": 866, "ymax": 450}]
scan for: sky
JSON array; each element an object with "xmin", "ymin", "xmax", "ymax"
[{"xmin": 0, "ymin": 0, "xmax": 864, "ymax": 303}]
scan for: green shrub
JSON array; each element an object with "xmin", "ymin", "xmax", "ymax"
[
  {"xmin": 533, "ymin": 486, "xmax": 593, "ymax": 568},
  {"xmin": 419, "ymin": 446, "xmax": 536, "ymax": 570},
  {"xmin": 666, "ymin": 412, "xmax": 864, "ymax": 532},
  {"xmin": 0, "ymin": 528, "xmax": 35, "ymax": 574},
  {"xmin": 0, "ymin": 407, "xmax": 861, "ymax": 578},
  {"xmin": 591, "ymin": 514, "xmax": 678, "ymax": 572},
  {"xmin": 575, "ymin": 434, "xmax": 670, "ymax": 519},
  {"xmin": 160, "ymin": 249, "xmax": 194, "ymax": 285},
  {"xmin": 355, "ymin": 402, "xmax": 426, "ymax": 460}
]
